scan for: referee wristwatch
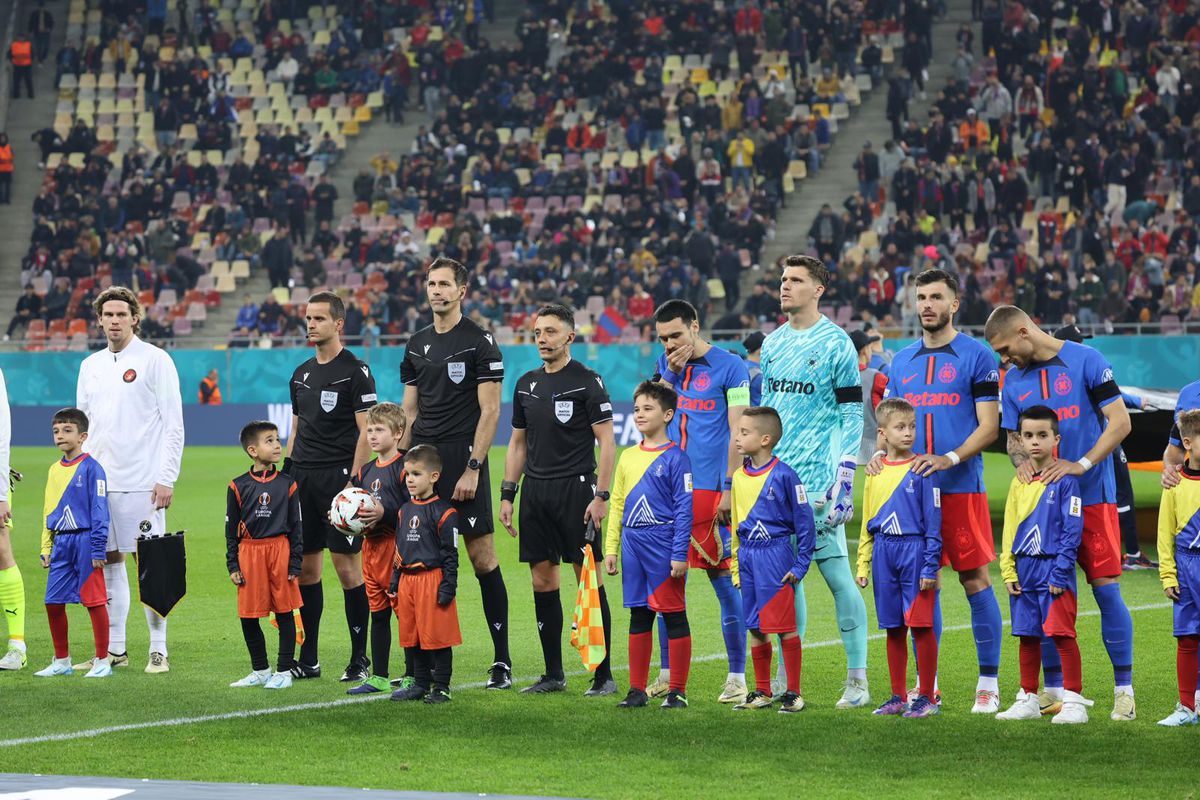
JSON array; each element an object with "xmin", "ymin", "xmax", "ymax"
[
  {"xmin": 467, "ymin": 458, "xmax": 481, "ymax": 471},
  {"xmin": 595, "ymin": 490, "xmax": 611, "ymax": 501}
]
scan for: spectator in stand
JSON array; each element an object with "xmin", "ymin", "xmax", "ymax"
[
  {"xmin": 261, "ymin": 226, "xmax": 294, "ymax": 290},
  {"xmin": 5, "ymin": 284, "xmax": 42, "ymax": 341}
]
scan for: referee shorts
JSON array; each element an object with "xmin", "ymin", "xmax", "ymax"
[
  {"xmin": 414, "ymin": 439, "xmax": 493, "ymax": 538},
  {"xmin": 290, "ymin": 463, "xmax": 361, "ymax": 555},
  {"xmin": 518, "ymin": 474, "xmax": 599, "ymax": 566}
]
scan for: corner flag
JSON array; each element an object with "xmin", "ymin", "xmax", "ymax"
[{"xmin": 570, "ymin": 521, "xmax": 606, "ymax": 672}]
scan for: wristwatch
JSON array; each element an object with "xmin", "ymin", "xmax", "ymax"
[
  {"xmin": 467, "ymin": 458, "xmax": 481, "ymax": 471},
  {"xmin": 595, "ymin": 490, "xmax": 611, "ymax": 501}
]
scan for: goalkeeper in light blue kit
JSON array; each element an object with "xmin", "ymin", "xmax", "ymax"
[{"xmin": 760, "ymin": 255, "xmax": 870, "ymax": 708}]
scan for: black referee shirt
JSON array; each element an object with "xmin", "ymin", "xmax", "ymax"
[
  {"xmin": 290, "ymin": 349, "xmax": 378, "ymax": 467},
  {"xmin": 400, "ymin": 317, "xmax": 504, "ymax": 441},
  {"xmin": 512, "ymin": 359, "xmax": 613, "ymax": 480}
]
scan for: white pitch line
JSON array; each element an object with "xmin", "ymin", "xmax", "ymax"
[{"xmin": 0, "ymin": 601, "xmax": 1170, "ymax": 748}]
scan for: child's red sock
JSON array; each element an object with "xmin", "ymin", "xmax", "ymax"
[
  {"xmin": 781, "ymin": 635, "xmax": 802, "ymax": 694},
  {"xmin": 1019, "ymin": 636, "xmax": 1041, "ymax": 694},
  {"xmin": 46, "ymin": 603, "xmax": 69, "ymax": 659},
  {"xmin": 886, "ymin": 627, "xmax": 908, "ymax": 698},
  {"xmin": 667, "ymin": 635, "xmax": 691, "ymax": 693},
  {"xmin": 750, "ymin": 642, "xmax": 773, "ymax": 694},
  {"xmin": 1178, "ymin": 635, "xmax": 1199, "ymax": 710},
  {"xmin": 88, "ymin": 603, "xmax": 110, "ymax": 659},
  {"xmin": 913, "ymin": 626, "xmax": 938, "ymax": 699},
  {"xmin": 628, "ymin": 631, "xmax": 652, "ymax": 692},
  {"xmin": 1052, "ymin": 635, "xmax": 1081, "ymax": 694}
]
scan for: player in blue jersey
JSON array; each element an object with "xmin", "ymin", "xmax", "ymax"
[
  {"xmin": 985, "ymin": 305, "xmax": 1136, "ymax": 722},
  {"xmin": 867, "ymin": 270, "xmax": 1004, "ymax": 713},
  {"xmin": 760, "ymin": 255, "xmax": 870, "ymax": 709},
  {"xmin": 650, "ymin": 300, "xmax": 751, "ymax": 704}
]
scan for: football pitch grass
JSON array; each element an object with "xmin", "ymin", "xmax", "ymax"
[{"xmin": 1, "ymin": 446, "xmax": 1193, "ymax": 799}]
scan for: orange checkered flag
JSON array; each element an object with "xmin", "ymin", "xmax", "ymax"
[
  {"xmin": 271, "ymin": 608, "xmax": 305, "ymax": 645},
  {"xmin": 570, "ymin": 520, "xmax": 606, "ymax": 672}
]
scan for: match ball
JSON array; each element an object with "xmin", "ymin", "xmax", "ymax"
[{"xmin": 329, "ymin": 487, "xmax": 375, "ymax": 536}]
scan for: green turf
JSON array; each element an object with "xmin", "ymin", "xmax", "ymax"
[{"xmin": 0, "ymin": 446, "xmax": 1192, "ymax": 799}]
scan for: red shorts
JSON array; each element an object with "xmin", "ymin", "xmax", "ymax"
[
  {"xmin": 1043, "ymin": 590, "xmax": 1078, "ymax": 638},
  {"xmin": 395, "ymin": 568, "xmax": 462, "ymax": 650},
  {"xmin": 687, "ymin": 489, "xmax": 731, "ymax": 570},
  {"xmin": 939, "ymin": 492, "xmax": 995, "ymax": 572},
  {"xmin": 80, "ymin": 568, "xmax": 107, "ymax": 609},
  {"xmin": 361, "ymin": 535, "xmax": 398, "ymax": 613},
  {"xmin": 904, "ymin": 588, "xmax": 939, "ymax": 629},
  {"xmin": 1079, "ymin": 503, "xmax": 1122, "ymax": 580},
  {"xmin": 237, "ymin": 537, "xmax": 302, "ymax": 619}
]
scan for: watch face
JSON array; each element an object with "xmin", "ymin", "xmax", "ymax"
[{"xmin": 468, "ymin": 458, "xmax": 481, "ymax": 470}]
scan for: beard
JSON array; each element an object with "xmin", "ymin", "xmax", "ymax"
[{"xmin": 921, "ymin": 311, "xmax": 951, "ymax": 333}]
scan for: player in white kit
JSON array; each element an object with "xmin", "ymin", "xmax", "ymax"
[{"xmin": 75, "ymin": 287, "xmax": 184, "ymax": 673}]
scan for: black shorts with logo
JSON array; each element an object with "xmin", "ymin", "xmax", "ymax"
[
  {"xmin": 413, "ymin": 438, "xmax": 493, "ymax": 537},
  {"xmin": 518, "ymin": 474, "xmax": 600, "ymax": 565},
  {"xmin": 290, "ymin": 463, "xmax": 362, "ymax": 555}
]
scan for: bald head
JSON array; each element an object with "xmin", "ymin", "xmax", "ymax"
[{"xmin": 983, "ymin": 305, "xmax": 1032, "ymax": 340}]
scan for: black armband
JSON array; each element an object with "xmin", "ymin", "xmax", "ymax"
[
  {"xmin": 971, "ymin": 380, "xmax": 1000, "ymax": 399},
  {"xmin": 834, "ymin": 385, "xmax": 864, "ymax": 404},
  {"xmin": 1087, "ymin": 380, "xmax": 1121, "ymax": 406},
  {"xmin": 500, "ymin": 480, "xmax": 519, "ymax": 504}
]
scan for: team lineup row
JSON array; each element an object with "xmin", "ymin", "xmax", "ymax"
[{"xmin": 7, "ymin": 256, "xmax": 1200, "ymax": 727}]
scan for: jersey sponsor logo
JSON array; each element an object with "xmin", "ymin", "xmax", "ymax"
[
  {"xmin": 694, "ymin": 371, "xmax": 712, "ymax": 391},
  {"xmin": 447, "ymin": 362, "xmax": 466, "ymax": 384},
  {"xmin": 1018, "ymin": 391, "xmax": 1033, "ymax": 401},
  {"xmin": 529, "ymin": 381, "xmax": 538, "ymax": 393},
  {"xmin": 679, "ymin": 396, "xmax": 717, "ymax": 411},
  {"xmin": 303, "ymin": 372, "xmax": 310, "ymax": 382},
  {"xmin": 96, "ymin": 479, "xmax": 106, "ymax": 497},
  {"xmin": 1069, "ymin": 496, "xmax": 1082, "ymax": 517},
  {"xmin": 596, "ymin": 376, "xmax": 604, "ymax": 388},
  {"xmin": 467, "ymin": 516, "xmax": 477, "ymax": 527},
  {"xmin": 985, "ymin": 369, "xmax": 1000, "ymax": 383},
  {"xmin": 484, "ymin": 334, "xmax": 494, "ymax": 344},
  {"xmin": 122, "ymin": 369, "xmax": 137, "ymax": 383},
  {"xmin": 1018, "ymin": 523, "xmax": 1043, "ymax": 554},
  {"xmin": 423, "ymin": 345, "xmax": 431, "ymax": 354},
  {"xmin": 766, "ymin": 377, "xmax": 815, "ymax": 395},
  {"xmin": 1054, "ymin": 373, "xmax": 1073, "ymax": 396},
  {"xmin": 902, "ymin": 391, "xmax": 961, "ymax": 407},
  {"xmin": 747, "ymin": 520, "xmax": 772, "ymax": 542},
  {"xmin": 938, "ymin": 363, "xmax": 957, "ymax": 383},
  {"xmin": 53, "ymin": 504, "xmax": 79, "ymax": 531},
  {"xmin": 880, "ymin": 511, "xmax": 903, "ymax": 536},
  {"xmin": 1053, "ymin": 405, "xmax": 1081, "ymax": 421},
  {"xmin": 320, "ymin": 390, "xmax": 338, "ymax": 413},
  {"xmin": 902, "ymin": 374, "xmax": 917, "ymax": 385},
  {"xmin": 360, "ymin": 365, "xmax": 370, "ymax": 377},
  {"xmin": 626, "ymin": 495, "xmax": 662, "ymax": 527},
  {"xmin": 555, "ymin": 400, "xmax": 573, "ymax": 423},
  {"xmin": 1101, "ymin": 368, "xmax": 1114, "ymax": 383}
]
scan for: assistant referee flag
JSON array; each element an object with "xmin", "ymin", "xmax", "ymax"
[{"xmin": 570, "ymin": 521, "xmax": 606, "ymax": 672}]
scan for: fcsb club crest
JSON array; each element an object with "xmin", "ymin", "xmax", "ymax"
[
  {"xmin": 123, "ymin": 369, "xmax": 137, "ymax": 383},
  {"xmin": 447, "ymin": 362, "xmax": 466, "ymax": 384},
  {"xmin": 693, "ymin": 371, "xmax": 712, "ymax": 391},
  {"xmin": 1054, "ymin": 373, "xmax": 1073, "ymax": 396},
  {"xmin": 938, "ymin": 363, "xmax": 957, "ymax": 383}
]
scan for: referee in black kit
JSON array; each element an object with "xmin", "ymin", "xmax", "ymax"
[
  {"xmin": 399, "ymin": 257, "xmax": 513, "ymax": 688},
  {"xmin": 284, "ymin": 291, "xmax": 377, "ymax": 682},
  {"xmin": 499, "ymin": 304, "xmax": 617, "ymax": 696}
]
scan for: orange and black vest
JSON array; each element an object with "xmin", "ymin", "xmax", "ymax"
[
  {"xmin": 10, "ymin": 41, "xmax": 31, "ymax": 67},
  {"xmin": 199, "ymin": 377, "xmax": 222, "ymax": 405},
  {"xmin": 0, "ymin": 145, "xmax": 12, "ymax": 173}
]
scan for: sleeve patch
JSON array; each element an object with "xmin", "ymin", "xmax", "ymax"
[
  {"xmin": 726, "ymin": 385, "xmax": 751, "ymax": 406},
  {"xmin": 489, "ymin": 362, "xmax": 504, "ymax": 370},
  {"xmin": 361, "ymin": 393, "xmax": 378, "ymax": 403},
  {"xmin": 1069, "ymin": 496, "xmax": 1082, "ymax": 517},
  {"xmin": 932, "ymin": 487, "xmax": 941, "ymax": 508},
  {"xmin": 684, "ymin": 473, "xmax": 693, "ymax": 493},
  {"xmin": 96, "ymin": 479, "xmax": 106, "ymax": 497},
  {"xmin": 600, "ymin": 402, "xmax": 612, "ymax": 412},
  {"xmin": 795, "ymin": 484, "xmax": 807, "ymax": 504}
]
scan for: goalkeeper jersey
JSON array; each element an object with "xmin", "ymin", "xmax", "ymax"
[
  {"xmin": 856, "ymin": 458, "xmax": 942, "ymax": 581},
  {"xmin": 604, "ymin": 441, "xmax": 693, "ymax": 563},
  {"xmin": 998, "ymin": 473, "xmax": 1083, "ymax": 586},
  {"xmin": 1157, "ymin": 465, "xmax": 1200, "ymax": 590},
  {"xmin": 760, "ymin": 316, "xmax": 863, "ymax": 492},
  {"xmin": 729, "ymin": 456, "xmax": 816, "ymax": 584}
]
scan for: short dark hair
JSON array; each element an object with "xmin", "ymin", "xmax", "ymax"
[
  {"xmin": 914, "ymin": 268, "xmax": 960, "ymax": 297},
  {"xmin": 536, "ymin": 303, "xmax": 575, "ymax": 330},
  {"xmin": 1018, "ymin": 405, "xmax": 1060, "ymax": 436},
  {"xmin": 742, "ymin": 406, "xmax": 783, "ymax": 444},
  {"xmin": 654, "ymin": 299, "xmax": 698, "ymax": 326},
  {"xmin": 782, "ymin": 254, "xmax": 830, "ymax": 288},
  {"xmin": 307, "ymin": 291, "xmax": 345, "ymax": 320},
  {"xmin": 405, "ymin": 443, "xmax": 443, "ymax": 473},
  {"xmin": 427, "ymin": 256, "xmax": 469, "ymax": 287},
  {"xmin": 239, "ymin": 420, "xmax": 278, "ymax": 451},
  {"xmin": 634, "ymin": 380, "xmax": 678, "ymax": 412},
  {"xmin": 52, "ymin": 407, "xmax": 89, "ymax": 433}
]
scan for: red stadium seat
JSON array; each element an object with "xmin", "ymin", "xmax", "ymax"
[
  {"xmin": 47, "ymin": 319, "xmax": 67, "ymax": 336},
  {"xmin": 68, "ymin": 319, "xmax": 89, "ymax": 336}
]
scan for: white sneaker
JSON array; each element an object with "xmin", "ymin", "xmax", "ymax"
[
  {"xmin": 1052, "ymin": 690, "xmax": 1094, "ymax": 724},
  {"xmin": 264, "ymin": 671, "xmax": 293, "ymax": 689},
  {"xmin": 836, "ymin": 677, "xmax": 870, "ymax": 709},
  {"xmin": 74, "ymin": 652, "xmax": 129, "ymax": 671},
  {"xmin": 717, "ymin": 676, "xmax": 748, "ymax": 704},
  {"xmin": 145, "ymin": 651, "xmax": 170, "ymax": 673},
  {"xmin": 230, "ymin": 669, "xmax": 272, "ymax": 687},
  {"xmin": 646, "ymin": 671, "xmax": 671, "ymax": 698},
  {"xmin": 1157, "ymin": 703, "xmax": 1199, "ymax": 727},
  {"xmin": 996, "ymin": 690, "xmax": 1041, "ymax": 720},
  {"xmin": 0, "ymin": 647, "xmax": 27, "ymax": 670},
  {"xmin": 34, "ymin": 657, "xmax": 74, "ymax": 677},
  {"xmin": 1110, "ymin": 688, "xmax": 1136, "ymax": 721},
  {"xmin": 971, "ymin": 689, "xmax": 1000, "ymax": 714},
  {"xmin": 84, "ymin": 659, "xmax": 112, "ymax": 678}
]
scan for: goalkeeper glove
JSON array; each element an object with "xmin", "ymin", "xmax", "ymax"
[{"xmin": 819, "ymin": 459, "xmax": 856, "ymax": 528}]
